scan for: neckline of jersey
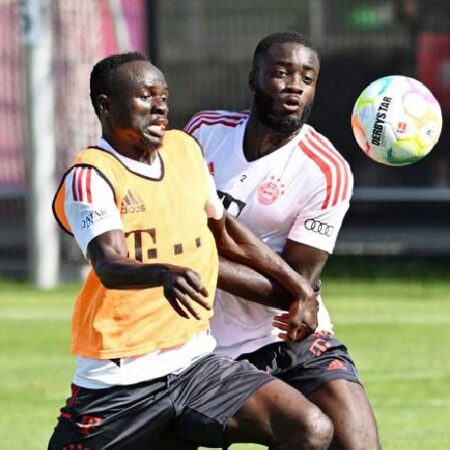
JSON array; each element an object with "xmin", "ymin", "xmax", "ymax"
[{"xmin": 237, "ymin": 119, "xmax": 309, "ymax": 165}]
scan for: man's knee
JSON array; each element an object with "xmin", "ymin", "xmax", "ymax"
[
  {"xmin": 276, "ymin": 407, "xmax": 334, "ymax": 449},
  {"xmin": 304, "ymin": 408, "xmax": 334, "ymax": 448},
  {"xmin": 226, "ymin": 379, "xmax": 334, "ymax": 449},
  {"xmin": 268, "ymin": 380, "xmax": 334, "ymax": 449}
]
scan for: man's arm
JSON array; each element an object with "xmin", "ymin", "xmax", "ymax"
[
  {"xmin": 218, "ymin": 256, "xmax": 290, "ymax": 308},
  {"xmin": 208, "ymin": 212, "xmax": 317, "ymax": 341},
  {"xmin": 218, "ymin": 240, "xmax": 328, "ymax": 309},
  {"xmin": 88, "ymin": 230, "xmax": 211, "ymax": 320},
  {"xmin": 217, "ymin": 239, "xmax": 328, "ymax": 341},
  {"xmin": 281, "ymin": 239, "xmax": 329, "ymax": 286}
]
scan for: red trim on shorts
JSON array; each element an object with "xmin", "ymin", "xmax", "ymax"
[{"xmin": 67, "ymin": 384, "xmax": 81, "ymax": 407}]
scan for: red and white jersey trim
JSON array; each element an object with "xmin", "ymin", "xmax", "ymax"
[
  {"xmin": 71, "ymin": 166, "xmax": 93, "ymax": 204},
  {"xmin": 299, "ymin": 128, "xmax": 352, "ymax": 210},
  {"xmin": 184, "ymin": 110, "xmax": 248, "ymax": 135}
]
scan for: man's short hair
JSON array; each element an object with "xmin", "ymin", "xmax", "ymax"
[
  {"xmin": 253, "ymin": 32, "xmax": 319, "ymax": 70},
  {"xmin": 90, "ymin": 52, "xmax": 150, "ymax": 116}
]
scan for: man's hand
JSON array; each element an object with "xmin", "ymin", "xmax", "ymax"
[
  {"xmin": 87, "ymin": 231, "xmax": 211, "ymax": 320},
  {"xmin": 161, "ymin": 267, "xmax": 211, "ymax": 320},
  {"xmin": 273, "ymin": 292, "xmax": 318, "ymax": 342}
]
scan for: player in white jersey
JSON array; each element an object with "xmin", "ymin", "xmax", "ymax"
[
  {"xmin": 187, "ymin": 112, "xmax": 348, "ymax": 356},
  {"xmin": 183, "ymin": 32, "xmax": 380, "ymax": 450}
]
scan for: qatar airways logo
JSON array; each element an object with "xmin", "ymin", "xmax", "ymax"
[{"xmin": 81, "ymin": 209, "xmax": 107, "ymax": 229}]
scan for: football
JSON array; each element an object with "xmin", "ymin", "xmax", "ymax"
[{"xmin": 351, "ymin": 75, "xmax": 442, "ymax": 166}]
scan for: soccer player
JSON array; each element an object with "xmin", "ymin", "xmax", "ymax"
[
  {"xmin": 48, "ymin": 52, "xmax": 334, "ymax": 449},
  {"xmin": 184, "ymin": 32, "xmax": 381, "ymax": 449}
]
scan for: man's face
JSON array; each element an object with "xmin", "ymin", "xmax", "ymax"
[
  {"xmin": 251, "ymin": 42, "xmax": 319, "ymax": 133},
  {"xmin": 108, "ymin": 60, "xmax": 169, "ymax": 151}
]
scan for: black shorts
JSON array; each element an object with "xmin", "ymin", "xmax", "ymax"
[
  {"xmin": 236, "ymin": 331, "xmax": 361, "ymax": 396},
  {"xmin": 48, "ymin": 353, "xmax": 273, "ymax": 449}
]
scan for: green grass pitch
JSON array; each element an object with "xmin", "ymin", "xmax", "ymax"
[{"xmin": 1, "ymin": 261, "xmax": 450, "ymax": 449}]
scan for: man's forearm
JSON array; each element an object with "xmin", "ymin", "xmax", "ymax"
[
  {"xmin": 218, "ymin": 256, "xmax": 293, "ymax": 309},
  {"xmin": 210, "ymin": 213, "xmax": 314, "ymax": 298},
  {"xmin": 93, "ymin": 254, "xmax": 173, "ymax": 289},
  {"xmin": 87, "ymin": 232, "xmax": 211, "ymax": 319}
]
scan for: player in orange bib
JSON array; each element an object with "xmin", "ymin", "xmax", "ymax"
[{"xmin": 48, "ymin": 52, "xmax": 334, "ymax": 449}]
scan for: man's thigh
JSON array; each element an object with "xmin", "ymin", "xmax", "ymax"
[
  {"xmin": 48, "ymin": 379, "xmax": 174, "ymax": 450},
  {"xmin": 49, "ymin": 354, "xmax": 273, "ymax": 450},
  {"xmin": 223, "ymin": 377, "xmax": 331, "ymax": 447},
  {"xmin": 238, "ymin": 333, "xmax": 379, "ymax": 449},
  {"xmin": 166, "ymin": 353, "xmax": 334, "ymax": 448},
  {"xmin": 167, "ymin": 353, "xmax": 274, "ymax": 447},
  {"xmin": 308, "ymin": 379, "xmax": 380, "ymax": 450}
]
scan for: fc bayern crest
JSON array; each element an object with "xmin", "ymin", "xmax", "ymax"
[{"xmin": 257, "ymin": 176, "xmax": 285, "ymax": 205}]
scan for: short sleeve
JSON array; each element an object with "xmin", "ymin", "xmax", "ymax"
[
  {"xmin": 203, "ymin": 162, "xmax": 224, "ymax": 220},
  {"xmin": 64, "ymin": 166, "xmax": 123, "ymax": 258},
  {"xmin": 288, "ymin": 200, "xmax": 350, "ymax": 254}
]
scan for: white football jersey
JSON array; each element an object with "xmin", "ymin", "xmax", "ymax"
[{"xmin": 185, "ymin": 111, "xmax": 354, "ymax": 358}]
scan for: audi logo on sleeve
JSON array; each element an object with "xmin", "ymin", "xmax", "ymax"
[{"xmin": 304, "ymin": 218, "xmax": 334, "ymax": 236}]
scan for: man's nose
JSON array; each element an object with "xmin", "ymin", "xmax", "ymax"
[
  {"xmin": 151, "ymin": 97, "xmax": 168, "ymax": 114},
  {"xmin": 286, "ymin": 73, "xmax": 304, "ymax": 93}
]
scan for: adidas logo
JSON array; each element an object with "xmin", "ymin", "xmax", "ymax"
[
  {"xmin": 327, "ymin": 359, "xmax": 347, "ymax": 372},
  {"xmin": 121, "ymin": 190, "xmax": 146, "ymax": 214}
]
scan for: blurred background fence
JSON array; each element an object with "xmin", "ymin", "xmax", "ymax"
[{"xmin": 0, "ymin": 0, "xmax": 449, "ymax": 284}]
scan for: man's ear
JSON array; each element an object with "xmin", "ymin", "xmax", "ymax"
[
  {"xmin": 248, "ymin": 70, "xmax": 256, "ymax": 92},
  {"xmin": 97, "ymin": 94, "xmax": 111, "ymax": 117}
]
